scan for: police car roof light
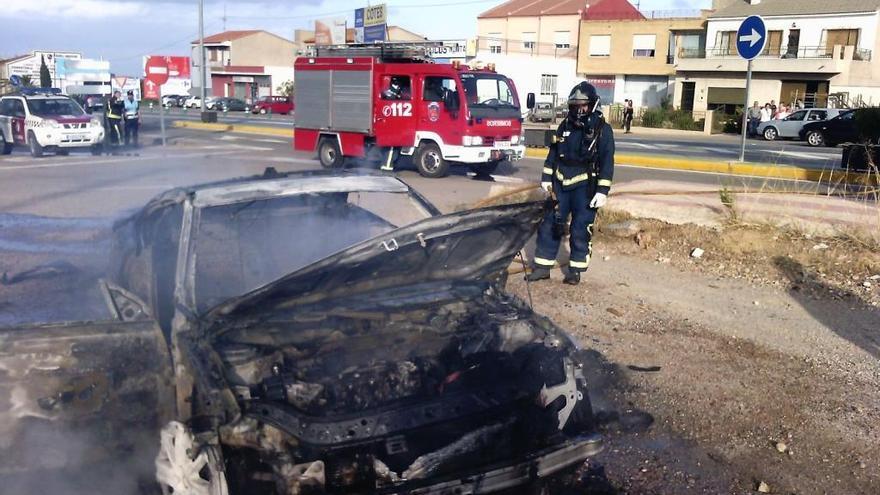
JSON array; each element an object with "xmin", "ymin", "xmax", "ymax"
[{"xmin": 18, "ymin": 87, "xmax": 63, "ymax": 96}]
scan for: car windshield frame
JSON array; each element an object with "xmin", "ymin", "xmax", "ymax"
[
  {"xmin": 460, "ymin": 73, "xmax": 519, "ymax": 109},
  {"xmin": 25, "ymin": 98, "xmax": 86, "ymax": 117}
]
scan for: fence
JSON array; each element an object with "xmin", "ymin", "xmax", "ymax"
[{"xmin": 680, "ymin": 46, "xmax": 871, "ymax": 60}]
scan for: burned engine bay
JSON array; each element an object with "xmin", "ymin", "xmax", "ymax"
[{"xmin": 209, "ymin": 287, "xmax": 595, "ymax": 493}]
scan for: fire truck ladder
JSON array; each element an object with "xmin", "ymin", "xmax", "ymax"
[{"xmin": 313, "ymin": 43, "xmax": 435, "ymax": 63}]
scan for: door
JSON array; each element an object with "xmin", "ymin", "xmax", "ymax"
[
  {"xmin": 10, "ymin": 98, "xmax": 27, "ymax": 144},
  {"xmin": 373, "ymin": 74, "xmax": 417, "ymax": 147},
  {"xmin": 829, "ymin": 111, "xmax": 857, "ymax": 143},
  {"xmin": 778, "ymin": 109, "xmax": 807, "ymax": 137},
  {"xmin": 417, "ymin": 75, "xmax": 462, "ymax": 148},
  {"xmin": 680, "ymin": 82, "xmax": 696, "ymax": 112},
  {"xmin": 786, "ymin": 29, "xmax": 800, "ymax": 57},
  {"xmin": 0, "ymin": 320, "xmax": 174, "ymax": 493}
]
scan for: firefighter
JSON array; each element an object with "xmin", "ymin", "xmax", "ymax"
[
  {"xmin": 123, "ymin": 90, "xmax": 140, "ymax": 148},
  {"xmin": 104, "ymin": 90, "xmax": 125, "ymax": 150},
  {"xmin": 526, "ymin": 81, "xmax": 615, "ymax": 286}
]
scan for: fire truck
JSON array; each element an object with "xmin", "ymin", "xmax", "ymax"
[{"xmin": 293, "ymin": 45, "xmax": 526, "ymax": 178}]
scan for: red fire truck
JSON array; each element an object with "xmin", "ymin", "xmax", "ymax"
[{"xmin": 293, "ymin": 45, "xmax": 526, "ymax": 178}]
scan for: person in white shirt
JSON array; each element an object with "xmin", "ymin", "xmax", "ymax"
[{"xmin": 760, "ymin": 103, "xmax": 772, "ymax": 122}]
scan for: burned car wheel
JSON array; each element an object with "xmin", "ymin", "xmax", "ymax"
[{"xmin": 155, "ymin": 421, "xmax": 229, "ymax": 495}]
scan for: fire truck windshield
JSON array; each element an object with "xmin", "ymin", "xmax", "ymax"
[{"xmin": 460, "ymin": 74, "xmax": 518, "ymax": 109}]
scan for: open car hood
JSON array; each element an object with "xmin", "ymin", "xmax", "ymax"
[{"xmin": 203, "ymin": 201, "xmax": 544, "ymax": 326}]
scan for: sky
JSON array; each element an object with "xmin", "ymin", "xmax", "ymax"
[{"xmin": 1, "ymin": 0, "xmax": 711, "ymax": 76}]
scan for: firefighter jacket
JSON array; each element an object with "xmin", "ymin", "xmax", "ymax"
[
  {"xmin": 105, "ymin": 97, "xmax": 125, "ymax": 120},
  {"xmin": 541, "ymin": 112, "xmax": 615, "ymax": 194},
  {"xmin": 123, "ymin": 99, "xmax": 139, "ymax": 120}
]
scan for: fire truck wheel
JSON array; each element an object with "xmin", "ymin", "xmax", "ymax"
[
  {"xmin": 415, "ymin": 142, "xmax": 449, "ymax": 178},
  {"xmin": 0, "ymin": 131, "xmax": 12, "ymax": 155},
  {"xmin": 28, "ymin": 131, "xmax": 44, "ymax": 158},
  {"xmin": 318, "ymin": 137, "xmax": 344, "ymax": 169}
]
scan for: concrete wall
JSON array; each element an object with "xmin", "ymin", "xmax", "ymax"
[
  {"xmin": 229, "ymin": 32, "xmax": 296, "ymax": 68},
  {"xmin": 577, "ymin": 18, "xmax": 706, "ymax": 76}
]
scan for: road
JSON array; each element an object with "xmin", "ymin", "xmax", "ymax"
[
  {"xmin": 0, "ymin": 121, "xmax": 834, "ymax": 219},
  {"xmin": 142, "ymin": 108, "xmax": 845, "ymax": 169}
]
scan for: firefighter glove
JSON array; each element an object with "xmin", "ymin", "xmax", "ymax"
[
  {"xmin": 541, "ymin": 181, "xmax": 552, "ymax": 193},
  {"xmin": 589, "ymin": 192, "xmax": 607, "ymax": 209}
]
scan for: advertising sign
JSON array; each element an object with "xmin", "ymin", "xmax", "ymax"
[
  {"xmin": 144, "ymin": 55, "xmax": 193, "ymax": 97},
  {"xmin": 315, "ymin": 18, "xmax": 347, "ymax": 45},
  {"xmin": 426, "ymin": 40, "xmax": 468, "ymax": 60},
  {"xmin": 55, "ymin": 58, "xmax": 112, "ymax": 95},
  {"xmin": 5, "ymin": 51, "xmax": 82, "ymax": 83},
  {"xmin": 363, "ymin": 3, "xmax": 386, "ymax": 43},
  {"xmin": 354, "ymin": 8, "xmax": 365, "ymax": 43}
]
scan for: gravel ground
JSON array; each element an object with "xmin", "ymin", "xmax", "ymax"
[{"xmin": 508, "ymin": 220, "xmax": 880, "ymax": 494}]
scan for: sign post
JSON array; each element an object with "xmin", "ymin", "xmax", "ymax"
[
  {"xmin": 736, "ymin": 15, "xmax": 767, "ymax": 162},
  {"xmin": 145, "ymin": 56, "xmax": 170, "ymax": 147}
]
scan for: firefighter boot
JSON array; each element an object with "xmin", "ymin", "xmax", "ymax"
[
  {"xmin": 563, "ymin": 270, "xmax": 581, "ymax": 286},
  {"xmin": 525, "ymin": 267, "xmax": 551, "ymax": 282}
]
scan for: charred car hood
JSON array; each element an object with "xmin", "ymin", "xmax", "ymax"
[{"xmin": 203, "ymin": 201, "xmax": 544, "ymax": 326}]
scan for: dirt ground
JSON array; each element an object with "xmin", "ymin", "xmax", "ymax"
[{"xmin": 507, "ymin": 214, "xmax": 880, "ymax": 494}]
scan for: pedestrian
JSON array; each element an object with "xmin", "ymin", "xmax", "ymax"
[
  {"xmin": 526, "ymin": 81, "xmax": 615, "ymax": 286},
  {"xmin": 123, "ymin": 90, "xmax": 140, "ymax": 148},
  {"xmin": 776, "ymin": 104, "xmax": 789, "ymax": 120},
  {"xmin": 760, "ymin": 103, "xmax": 772, "ymax": 123},
  {"xmin": 623, "ymin": 99, "xmax": 634, "ymax": 134},
  {"xmin": 795, "ymin": 99, "xmax": 804, "ymax": 109},
  {"xmin": 769, "ymin": 99, "xmax": 777, "ymax": 115},
  {"xmin": 747, "ymin": 101, "xmax": 762, "ymax": 137},
  {"xmin": 104, "ymin": 91, "xmax": 125, "ymax": 151}
]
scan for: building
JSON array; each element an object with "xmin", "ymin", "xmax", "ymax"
[
  {"xmin": 673, "ymin": 0, "xmax": 880, "ymax": 112},
  {"xmin": 191, "ymin": 30, "xmax": 298, "ymax": 101},
  {"xmin": 577, "ymin": 13, "xmax": 707, "ymax": 108},
  {"xmin": 0, "ymin": 51, "xmax": 83, "ymax": 88},
  {"xmin": 476, "ymin": 0, "xmax": 644, "ymax": 107}
]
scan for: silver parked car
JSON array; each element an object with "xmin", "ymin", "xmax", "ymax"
[{"xmin": 758, "ymin": 108, "xmax": 842, "ymax": 141}]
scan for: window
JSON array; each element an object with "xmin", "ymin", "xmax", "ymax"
[
  {"xmin": 823, "ymin": 29, "xmax": 859, "ymax": 56},
  {"xmin": 522, "ymin": 32, "xmax": 536, "ymax": 51},
  {"xmin": 540, "ymin": 74, "xmax": 558, "ymax": 95},
  {"xmin": 762, "ymin": 31, "xmax": 783, "ymax": 56},
  {"xmin": 381, "ymin": 75, "xmax": 412, "ymax": 100},
  {"xmin": 786, "ymin": 110, "xmax": 807, "ymax": 121},
  {"xmin": 488, "ymin": 32, "xmax": 502, "ymax": 54},
  {"xmin": 0, "ymin": 99, "xmax": 14, "ymax": 116},
  {"xmin": 715, "ymin": 31, "xmax": 737, "ymax": 55},
  {"xmin": 423, "ymin": 76, "xmax": 457, "ymax": 103},
  {"xmin": 840, "ymin": 111, "xmax": 855, "ymax": 120},
  {"xmin": 10, "ymin": 99, "xmax": 26, "ymax": 117},
  {"xmin": 554, "ymin": 31, "xmax": 571, "ymax": 49},
  {"xmin": 633, "ymin": 34, "xmax": 656, "ymax": 57},
  {"xmin": 589, "ymin": 35, "xmax": 611, "ymax": 56},
  {"xmin": 808, "ymin": 110, "xmax": 827, "ymax": 121}
]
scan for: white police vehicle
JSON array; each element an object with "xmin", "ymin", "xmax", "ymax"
[{"xmin": 0, "ymin": 89, "xmax": 105, "ymax": 157}]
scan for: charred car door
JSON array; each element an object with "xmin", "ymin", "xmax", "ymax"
[{"xmin": 0, "ymin": 317, "xmax": 174, "ymax": 494}]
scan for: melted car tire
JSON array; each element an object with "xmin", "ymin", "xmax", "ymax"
[
  {"xmin": 318, "ymin": 137, "xmax": 344, "ymax": 169},
  {"xmin": 28, "ymin": 131, "xmax": 43, "ymax": 158},
  {"xmin": 415, "ymin": 142, "xmax": 450, "ymax": 178}
]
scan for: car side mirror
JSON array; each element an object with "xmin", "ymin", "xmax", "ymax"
[
  {"xmin": 443, "ymin": 90, "xmax": 460, "ymax": 112},
  {"xmin": 527, "ymin": 92, "xmax": 536, "ymax": 109}
]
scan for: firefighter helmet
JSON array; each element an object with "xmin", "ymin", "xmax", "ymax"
[{"xmin": 568, "ymin": 81, "xmax": 599, "ymax": 111}]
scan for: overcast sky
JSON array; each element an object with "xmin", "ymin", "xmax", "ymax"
[{"xmin": 1, "ymin": 0, "xmax": 710, "ymax": 76}]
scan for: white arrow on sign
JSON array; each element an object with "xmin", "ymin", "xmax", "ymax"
[{"xmin": 739, "ymin": 28, "xmax": 762, "ymax": 47}]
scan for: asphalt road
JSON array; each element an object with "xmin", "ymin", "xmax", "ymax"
[
  {"xmin": 0, "ymin": 123, "xmax": 833, "ymax": 219},
  {"xmin": 140, "ymin": 109, "xmax": 845, "ymax": 169}
]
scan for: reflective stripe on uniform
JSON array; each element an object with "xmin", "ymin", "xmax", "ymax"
[
  {"xmin": 569, "ymin": 259, "xmax": 590, "ymax": 269},
  {"xmin": 597, "ymin": 179, "xmax": 612, "ymax": 187},
  {"xmin": 534, "ymin": 257, "xmax": 557, "ymax": 267},
  {"xmin": 555, "ymin": 170, "xmax": 591, "ymax": 187},
  {"xmin": 542, "ymin": 167, "xmax": 553, "ymax": 175}
]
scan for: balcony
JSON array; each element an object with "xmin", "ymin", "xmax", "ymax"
[{"xmin": 675, "ymin": 45, "xmax": 871, "ymax": 74}]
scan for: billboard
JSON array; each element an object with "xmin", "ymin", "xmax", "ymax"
[
  {"xmin": 426, "ymin": 40, "xmax": 468, "ymax": 60},
  {"xmin": 55, "ymin": 58, "xmax": 112, "ymax": 95},
  {"xmin": 315, "ymin": 18, "xmax": 347, "ymax": 45},
  {"xmin": 354, "ymin": 8, "xmax": 365, "ymax": 44},
  {"xmin": 363, "ymin": 4, "xmax": 386, "ymax": 43},
  {"xmin": 4, "ymin": 51, "xmax": 82, "ymax": 86},
  {"xmin": 143, "ymin": 56, "xmax": 192, "ymax": 99}
]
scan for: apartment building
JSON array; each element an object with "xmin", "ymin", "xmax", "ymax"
[
  {"xmin": 673, "ymin": 0, "xmax": 880, "ymax": 112},
  {"xmin": 191, "ymin": 30, "xmax": 298, "ymax": 101},
  {"xmin": 577, "ymin": 15, "xmax": 707, "ymax": 107},
  {"xmin": 475, "ymin": 0, "xmax": 644, "ymax": 107}
]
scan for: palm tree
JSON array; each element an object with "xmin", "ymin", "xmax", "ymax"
[{"xmin": 19, "ymin": 75, "xmax": 35, "ymax": 88}]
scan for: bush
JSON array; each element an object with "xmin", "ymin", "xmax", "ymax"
[
  {"xmin": 638, "ymin": 107, "xmax": 702, "ymax": 131},
  {"xmin": 855, "ymin": 107, "xmax": 880, "ymax": 144}
]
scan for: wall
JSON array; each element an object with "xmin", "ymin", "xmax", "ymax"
[
  {"xmin": 673, "ymin": 74, "xmax": 782, "ymax": 112},
  {"xmin": 577, "ymin": 18, "xmax": 706, "ymax": 76},
  {"xmin": 264, "ymin": 66, "xmax": 295, "ymax": 92},
  {"xmin": 706, "ymin": 12, "xmax": 879, "ymax": 56},
  {"xmin": 229, "ymin": 32, "xmax": 296, "ymax": 68}
]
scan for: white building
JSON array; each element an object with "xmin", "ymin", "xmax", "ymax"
[
  {"xmin": 0, "ymin": 51, "xmax": 83, "ymax": 87},
  {"xmin": 674, "ymin": 0, "xmax": 880, "ymax": 111}
]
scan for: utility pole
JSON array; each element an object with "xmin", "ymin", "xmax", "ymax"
[{"xmin": 199, "ymin": 0, "xmax": 207, "ymax": 115}]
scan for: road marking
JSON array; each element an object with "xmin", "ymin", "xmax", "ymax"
[
  {"xmin": 618, "ymin": 142, "xmax": 657, "ymax": 149},
  {"xmin": 253, "ymin": 138, "xmax": 287, "ymax": 144},
  {"xmin": 769, "ymin": 150, "xmax": 836, "ymax": 161},
  {"xmin": 701, "ymin": 147, "xmax": 738, "ymax": 155},
  {"xmin": 228, "ymin": 144, "xmax": 275, "ymax": 151}
]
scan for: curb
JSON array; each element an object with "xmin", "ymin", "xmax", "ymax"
[
  {"xmin": 524, "ymin": 147, "xmax": 877, "ymax": 185},
  {"xmin": 172, "ymin": 120, "xmax": 292, "ymax": 138}
]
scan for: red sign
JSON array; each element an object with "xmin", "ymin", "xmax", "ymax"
[
  {"xmin": 145, "ymin": 56, "xmax": 170, "ymax": 86},
  {"xmin": 144, "ymin": 79, "xmax": 160, "ymax": 100}
]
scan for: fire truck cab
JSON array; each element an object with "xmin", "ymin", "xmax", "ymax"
[{"xmin": 294, "ymin": 45, "xmax": 525, "ymax": 178}]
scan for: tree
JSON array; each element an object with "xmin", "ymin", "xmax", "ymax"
[
  {"xmin": 39, "ymin": 55, "xmax": 51, "ymax": 88},
  {"xmin": 19, "ymin": 75, "xmax": 35, "ymax": 88},
  {"xmin": 276, "ymin": 80, "xmax": 294, "ymax": 97}
]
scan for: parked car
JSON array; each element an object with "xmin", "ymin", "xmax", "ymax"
[
  {"xmin": 799, "ymin": 109, "xmax": 858, "ymax": 147},
  {"xmin": 0, "ymin": 170, "xmax": 601, "ymax": 495},
  {"xmin": 758, "ymin": 108, "xmax": 842, "ymax": 141},
  {"xmin": 214, "ymin": 97, "xmax": 249, "ymax": 112},
  {"xmin": 184, "ymin": 95, "xmax": 202, "ymax": 108},
  {"xmin": 528, "ymin": 102, "xmax": 555, "ymax": 123},
  {"xmin": 0, "ymin": 91, "xmax": 104, "ymax": 157},
  {"xmin": 162, "ymin": 94, "xmax": 183, "ymax": 107},
  {"xmin": 252, "ymin": 95, "xmax": 294, "ymax": 115}
]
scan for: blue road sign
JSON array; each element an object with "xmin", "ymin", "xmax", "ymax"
[{"xmin": 736, "ymin": 15, "xmax": 767, "ymax": 60}]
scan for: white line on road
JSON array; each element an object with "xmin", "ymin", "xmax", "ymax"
[
  {"xmin": 769, "ymin": 150, "xmax": 836, "ymax": 161},
  {"xmin": 701, "ymin": 147, "xmax": 738, "ymax": 155},
  {"xmin": 617, "ymin": 142, "xmax": 657, "ymax": 149}
]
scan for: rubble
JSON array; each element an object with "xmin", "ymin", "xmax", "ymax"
[{"xmin": 604, "ymin": 220, "xmax": 642, "ymax": 237}]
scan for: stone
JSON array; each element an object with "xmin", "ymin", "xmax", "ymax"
[
  {"xmin": 604, "ymin": 220, "xmax": 641, "ymax": 238},
  {"xmin": 812, "ymin": 243, "xmax": 830, "ymax": 250},
  {"xmin": 691, "ymin": 248, "xmax": 705, "ymax": 258},
  {"xmin": 757, "ymin": 481, "xmax": 771, "ymax": 493},
  {"xmin": 775, "ymin": 442, "xmax": 788, "ymax": 453}
]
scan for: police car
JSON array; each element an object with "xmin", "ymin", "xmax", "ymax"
[{"xmin": 0, "ymin": 89, "xmax": 105, "ymax": 157}]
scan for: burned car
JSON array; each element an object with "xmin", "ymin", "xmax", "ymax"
[{"xmin": 0, "ymin": 170, "xmax": 600, "ymax": 494}]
